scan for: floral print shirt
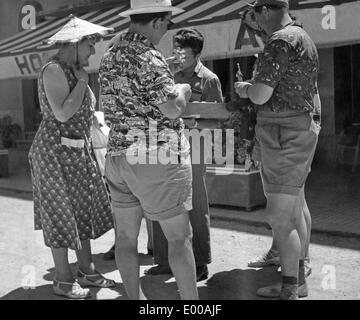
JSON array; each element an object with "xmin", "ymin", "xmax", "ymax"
[
  {"xmin": 254, "ymin": 23, "xmax": 320, "ymax": 115},
  {"xmin": 98, "ymin": 32, "xmax": 185, "ymax": 156}
]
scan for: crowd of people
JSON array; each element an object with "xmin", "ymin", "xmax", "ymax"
[{"xmin": 29, "ymin": 0, "xmax": 320, "ymax": 300}]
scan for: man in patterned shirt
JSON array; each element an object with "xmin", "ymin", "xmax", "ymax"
[
  {"xmin": 146, "ymin": 28, "xmax": 224, "ymax": 282},
  {"xmin": 235, "ymin": 0, "xmax": 320, "ymax": 299},
  {"xmin": 98, "ymin": 0, "xmax": 198, "ymax": 300}
]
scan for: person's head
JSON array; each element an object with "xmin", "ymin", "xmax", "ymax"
[
  {"xmin": 120, "ymin": 0, "xmax": 184, "ymax": 45},
  {"xmin": 58, "ymin": 37, "xmax": 96, "ymax": 68},
  {"xmin": 250, "ymin": 0, "xmax": 290, "ymax": 34},
  {"xmin": 242, "ymin": 9, "xmax": 268, "ymax": 42},
  {"xmin": 75, "ymin": 37, "xmax": 96, "ymax": 67},
  {"xmin": 129, "ymin": 12, "xmax": 173, "ymax": 45},
  {"xmin": 174, "ymin": 28, "xmax": 204, "ymax": 70},
  {"xmin": 45, "ymin": 15, "xmax": 111, "ymax": 68}
]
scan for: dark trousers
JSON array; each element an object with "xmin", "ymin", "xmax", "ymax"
[{"xmin": 152, "ymin": 138, "xmax": 212, "ymax": 267}]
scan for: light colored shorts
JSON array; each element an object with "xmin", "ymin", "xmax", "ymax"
[
  {"xmin": 105, "ymin": 150, "xmax": 193, "ymax": 221},
  {"xmin": 255, "ymin": 112, "xmax": 320, "ymax": 196}
]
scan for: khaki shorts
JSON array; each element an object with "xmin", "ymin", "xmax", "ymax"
[
  {"xmin": 255, "ymin": 112, "xmax": 320, "ymax": 196},
  {"xmin": 105, "ymin": 151, "xmax": 193, "ymax": 221}
]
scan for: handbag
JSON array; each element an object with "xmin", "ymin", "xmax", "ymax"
[
  {"xmin": 90, "ymin": 112, "xmax": 109, "ymax": 176},
  {"xmin": 90, "ymin": 112, "xmax": 109, "ymax": 149}
]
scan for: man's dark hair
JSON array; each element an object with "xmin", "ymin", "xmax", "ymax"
[
  {"xmin": 254, "ymin": 4, "xmax": 287, "ymax": 13},
  {"xmin": 289, "ymin": 12, "xmax": 303, "ymax": 28},
  {"xmin": 174, "ymin": 28, "xmax": 204, "ymax": 56},
  {"xmin": 130, "ymin": 12, "xmax": 170, "ymax": 25}
]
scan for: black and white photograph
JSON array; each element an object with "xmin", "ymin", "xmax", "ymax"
[{"xmin": 0, "ymin": 0, "xmax": 359, "ymax": 306}]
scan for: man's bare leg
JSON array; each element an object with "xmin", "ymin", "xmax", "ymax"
[
  {"xmin": 113, "ymin": 206, "xmax": 146, "ymax": 300},
  {"xmin": 159, "ymin": 212, "xmax": 198, "ymax": 300},
  {"xmin": 266, "ymin": 193, "xmax": 307, "ymax": 299},
  {"xmin": 256, "ymin": 187, "xmax": 311, "ymax": 267}
]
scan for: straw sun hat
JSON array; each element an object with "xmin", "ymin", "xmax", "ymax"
[
  {"xmin": 44, "ymin": 14, "xmax": 113, "ymax": 45},
  {"xmin": 119, "ymin": 0, "xmax": 184, "ymax": 17}
]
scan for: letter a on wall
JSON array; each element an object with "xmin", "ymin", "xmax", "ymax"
[
  {"xmin": 235, "ymin": 21, "xmax": 260, "ymax": 50},
  {"xmin": 18, "ymin": 1, "xmax": 43, "ymax": 31}
]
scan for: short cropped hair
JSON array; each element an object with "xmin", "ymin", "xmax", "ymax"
[
  {"xmin": 130, "ymin": 12, "xmax": 169, "ymax": 25},
  {"xmin": 174, "ymin": 28, "xmax": 204, "ymax": 56},
  {"xmin": 289, "ymin": 12, "xmax": 303, "ymax": 28},
  {"xmin": 254, "ymin": 4, "xmax": 287, "ymax": 13}
]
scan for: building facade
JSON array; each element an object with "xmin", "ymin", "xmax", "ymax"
[{"xmin": 0, "ymin": 0, "xmax": 359, "ymax": 165}]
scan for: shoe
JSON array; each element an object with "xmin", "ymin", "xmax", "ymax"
[
  {"xmin": 256, "ymin": 281, "xmax": 308, "ymax": 298},
  {"xmin": 196, "ymin": 265, "xmax": 209, "ymax": 282},
  {"xmin": 103, "ymin": 245, "xmax": 115, "ymax": 260},
  {"xmin": 144, "ymin": 264, "xmax": 173, "ymax": 276},
  {"xmin": 248, "ymin": 249, "xmax": 280, "ymax": 268},
  {"xmin": 53, "ymin": 279, "xmax": 92, "ymax": 299},
  {"xmin": 77, "ymin": 270, "xmax": 116, "ymax": 288},
  {"xmin": 279, "ymin": 284, "xmax": 299, "ymax": 300},
  {"xmin": 144, "ymin": 264, "xmax": 208, "ymax": 281},
  {"xmin": 304, "ymin": 257, "xmax": 312, "ymax": 278}
]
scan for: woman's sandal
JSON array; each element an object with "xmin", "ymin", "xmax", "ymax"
[
  {"xmin": 53, "ymin": 279, "xmax": 92, "ymax": 299},
  {"xmin": 77, "ymin": 269, "xmax": 116, "ymax": 288}
]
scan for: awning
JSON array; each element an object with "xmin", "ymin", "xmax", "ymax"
[
  {"xmin": 0, "ymin": 0, "xmax": 360, "ymax": 80},
  {"xmin": 0, "ymin": 3, "xmax": 132, "ymax": 80},
  {"xmin": 160, "ymin": 0, "xmax": 360, "ymax": 59}
]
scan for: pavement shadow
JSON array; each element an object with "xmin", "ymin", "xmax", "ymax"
[
  {"xmin": 41, "ymin": 252, "xmax": 154, "ymax": 284},
  {"xmin": 0, "ymin": 283, "xmax": 127, "ymax": 300},
  {"xmin": 141, "ymin": 274, "xmax": 180, "ymax": 299},
  {"xmin": 91, "ymin": 252, "xmax": 154, "ymax": 269},
  {"xmin": 0, "ymin": 266, "xmax": 282, "ymax": 300},
  {"xmin": 199, "ymin": 267, "xmax": 281, "ymax": 300},
  {"xmin": 0, "ymin": 252, "xmax": 155, "ymax": 300},
  {"xmin": 140, "ymin": 266, "xmax": 281, "ymax": 300},
  {"xmin": 0, "ymin": 254, "xmax": 129, "ymax": 300}
]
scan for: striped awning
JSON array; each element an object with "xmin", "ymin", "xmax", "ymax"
[
  {"xmin": 0, "ymin": 5, "xmax": 130, "ymax": 58},
  {"xmin": 0, "ymin": 0, "xmax": 359, "ymax": 79},
  {"xmin": 0, "ymin": 0, "xmax": 254, "ymax": 58}
]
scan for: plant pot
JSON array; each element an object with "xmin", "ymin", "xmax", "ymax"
[
  {"xmin": 206, "ymin": 164, "xmax": 266, "ymax": 211},
  {"xmin": 0, "ymin": 149, "xmax": 9, "ymax": 177}
]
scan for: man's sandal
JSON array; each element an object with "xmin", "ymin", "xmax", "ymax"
[
  {"xmin": 53, "ymin": 279, "xmax": 92, "ymax": 299},
  {"xmin": 77, "ymin": 270, "xmax": 116, "ymax": 288}
]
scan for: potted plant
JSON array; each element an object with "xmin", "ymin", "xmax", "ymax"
[{"xmin": 206, "ymin": 103, "xmax": 266, "ymax": 211}]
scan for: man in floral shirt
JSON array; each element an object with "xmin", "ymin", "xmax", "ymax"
[
  {"xmin": 235, "ymin": 0, "xmax": 320, "ymax": 299},
  {"xmin": 98, "ymin": 0, "xmax": 198, "ymax": 300},
  {"xmin": 146, "ymin": 28, "xmax": 224, "ymax": 282}
]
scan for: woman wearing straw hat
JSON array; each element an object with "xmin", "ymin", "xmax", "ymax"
[{"xmin": 28, "ymin": 15, "xmax": 115, "ymax": 299}]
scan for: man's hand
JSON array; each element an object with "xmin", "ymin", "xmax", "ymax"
[
  {"xmin": 73, "ymin": 67, "xmax": 89, "ymax": 84},
  {"xmin": 175, "ymin": 83, "xmax": 192, "ymax": 102},
  {"xmin": 158, "ymin": 83, "xmax": 192, "ymax": 119},
  {"xmin": 234, "ymin": 81, "xmax": 252, "ymax": 98},
  {"xmin": 166, "ymin": 48, "xmax": 186, "ymax": 75},
  {"xmin": 166, "ymin": 56, "xmax": 183, "ymax": 75}
]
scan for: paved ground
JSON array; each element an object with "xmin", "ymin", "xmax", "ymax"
[
  {"xmin": 1, "ymin": 162, "xmax": 360, "ymax": 238},
  {"xmin": 0, "ymin": 189, "xmax": 359, "ymax": 300}
]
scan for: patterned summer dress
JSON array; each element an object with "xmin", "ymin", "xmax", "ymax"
[{"xmin": 28, "ymin": 58, "xmax": 113, "ymax": 251}]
